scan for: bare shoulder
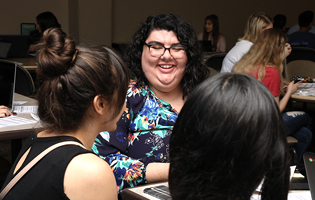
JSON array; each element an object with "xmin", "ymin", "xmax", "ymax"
[{"xmin": 64, "ymin": 153, "xmax": 117, "ymax": 200}]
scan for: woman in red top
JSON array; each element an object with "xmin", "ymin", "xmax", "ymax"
[{"xmin": 232, "ymin": 28, "xmax": 312, "ymax": 166}]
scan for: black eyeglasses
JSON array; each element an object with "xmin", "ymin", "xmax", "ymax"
[{"xmin": 144, "ymin": 43, "xmax": 186, "ymax": 58}]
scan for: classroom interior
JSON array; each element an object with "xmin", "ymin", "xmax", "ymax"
[{"xmin": 1, "ymin": 0, "xmax": 315, "ymax": 196}]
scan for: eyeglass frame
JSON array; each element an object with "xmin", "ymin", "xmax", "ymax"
[{"xmin": 144, "ymin": 42, "xmax": 187, "ymax": 58}]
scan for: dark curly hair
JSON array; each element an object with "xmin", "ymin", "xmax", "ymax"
[{"xmin": 124, "ymin": 14, "xmax": 210, "ymax": 98}]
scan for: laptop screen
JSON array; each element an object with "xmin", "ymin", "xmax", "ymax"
[{"xmin": 0, "ymin": 61, "xmax": 16, "ymax": 110}]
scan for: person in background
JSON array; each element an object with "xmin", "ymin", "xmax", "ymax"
[
  {"xmin": 287, "ymin": 10, "xmax": 315, "ymax": 35},
  {"xmin": 288, "ymin": 10, "xmax": 315, "ymax": 49},
  {"xmin": 169, "ymin": 73, "xmax": 290, "ymax": 200},
  {"xmin": 0, "ymin": 106, "xmax": 12, "ymax": 118},
  {"xmin": 220, "ymin": 12, "xmax": 273, "ymax": 73},
  {"xmin": 273, "ymin": 14, "xmax": 287, "ymax": 32},
  {"xmin": 0, "ymin": 28, "xmax": 129, "ymax": 199},
  {"xmin": 93, "ymin": 14, "xmax": 210, "ymax": 193},
  {"xmin": 28, "ymin": 11, "xmax": 65, "ymax": 52},
  {"xmin": 233, "ymin": 28, "xmax": 312, "ymax": 166},
  {"xmin": 197, "ymin": 15, "xmax": 226, "ymax": 52}
]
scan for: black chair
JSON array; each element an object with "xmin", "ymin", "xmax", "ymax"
[
  {"xmin": 286, "ymin": 47, "xmax": 315, "ymax": 64},
  {"xmin": 15, "ymin": 64, "xmax": 35, "ymax": 96},
  {"xmin": 205, "ymin": 53, "xmax": 226, "ymax": 72}
]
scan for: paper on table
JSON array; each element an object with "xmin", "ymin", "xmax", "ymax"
[
  {"xmin": 251, "ymin": 192, "xmax": 311, "ymax": 200},
  {"xmin": 0, "ymin": 116, "xmax": 36, "ymax": 128},
  {"xmin": 13, "ymin": 101, "xmax": 27, "ymax": 105},
  {"xmin": 12, "ymin": 106, "xmax": 38, "ymax": 113}
]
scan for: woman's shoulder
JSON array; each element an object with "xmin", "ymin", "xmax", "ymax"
[{"xmin": 64, "ymin": 153, "xmax": 117, "ymax": 199}]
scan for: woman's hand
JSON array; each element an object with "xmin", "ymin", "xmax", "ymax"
[
  {"xmin": 0, "ymin": 106, "xmax": 13, "ymax": 118},
  {"xmin": 286, "ymin": 81, "xmax": 302, "ymax": 95},
  {"xmin": 282, "ymin": 43, "xmax": 292, "ymax": 60}
]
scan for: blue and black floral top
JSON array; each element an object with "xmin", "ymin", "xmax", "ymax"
[{"xmin": 92, "ymin": 80, "xmax": 178, "ymax": 193}]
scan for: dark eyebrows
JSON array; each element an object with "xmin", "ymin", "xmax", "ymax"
[{"xmin": 146, "ymin": 41, "xmax": 183, "ymax": 47}]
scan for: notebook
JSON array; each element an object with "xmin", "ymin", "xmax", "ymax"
[
  {"xmin": 0, "ymin": 35, "xmax": 29, "ymax": 58},
  {"xmin": 0, "ymin": 61, "xmax": 17, "ymax": 111},
  {"xmin": 303, "ymin": 152, "xmax": 315, "ymax": 199}
]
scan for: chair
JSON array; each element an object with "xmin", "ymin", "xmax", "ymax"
[
  {"xmin": 285, "ymin": 60, "xmax": 315, "ymax": 80},
  {"xmin": 287, "ymin": 136, "xmax": 298, "ymax": 165},
  {"xmin": 286, "ymin": 47, "xmax": 315, "ymax": 64},
  {"xmin": 15, "ymin": 64, "xmax": 35, "ymax": 96},
  {"xmin": 205, "ymin": 53, "xmax": 226, "ymax": 72}
]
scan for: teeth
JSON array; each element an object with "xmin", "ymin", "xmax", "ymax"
[{"xmin": 160, "ymin": 65, "xmax": 173, "ymax": 69}]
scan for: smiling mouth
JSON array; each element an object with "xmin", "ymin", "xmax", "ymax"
[{"xmin": 160, "ymin": 65, "xmax": 173, "ymax": 69}]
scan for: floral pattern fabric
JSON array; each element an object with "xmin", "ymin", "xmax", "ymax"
[{"xmin": 92, "ymin": 80, "xmax": 178, "ymax": 193}]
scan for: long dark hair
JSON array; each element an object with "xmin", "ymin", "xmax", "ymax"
[
  {"xmin": 35, "ymin": 28, "xmax": 129, "ymax": 133},
  {"xmin": 36, "ymin": 11, "xmax": 60, "ymax": 33},
  {"xmin": 124, "ymin": 14, "xmax": 209, "ymax": 99},
  {"xmin": 169, "ymin": 73, "xmax": 290, "ymax": 200},
  {"xmin": 202, "ymin": 15, "xmax": 220, "ymax": 50}
]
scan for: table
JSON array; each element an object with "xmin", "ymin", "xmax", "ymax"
[
  {"xmin": 122, "ymin": 178, "xmax": 311, "ymax": 200},
  {"xmin": 2, "ymin": 57, "xmax": 37, "ymax": 71},
  {"xmin": 0, "ymin": 93, "xmax": 42, "ymax": 161}
]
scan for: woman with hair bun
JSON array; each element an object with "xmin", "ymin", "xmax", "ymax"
[{"xmin": 0, "ymin": 28, "xmax": 129, "ymax": 200}]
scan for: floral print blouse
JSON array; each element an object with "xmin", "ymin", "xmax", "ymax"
[{"xmin": 92, "ymin": 80, "xmax": 178, "ymax": 193}]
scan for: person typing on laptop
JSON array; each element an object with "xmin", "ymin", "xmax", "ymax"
[{"xmin": 0, "ymin": 106, "xmax": 13, "ymax": 118}]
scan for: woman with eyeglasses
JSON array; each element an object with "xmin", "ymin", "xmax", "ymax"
[{"xmin": 93, "ymin": 14, "xmax": 210, "ymax": 193}]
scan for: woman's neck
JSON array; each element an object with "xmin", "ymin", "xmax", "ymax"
[{"xmin": 149, "ymin": 84, "xmax": 185, "ymax": 113}]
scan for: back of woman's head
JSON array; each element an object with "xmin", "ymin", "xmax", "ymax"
[
  {"xmin": 124, "ymin": 13, "xmax": 209, "ymax": 98},
  {"xmin": 169, "ymin": 73, "xmax": 290, "ymax": 200},
  {"xmin": 36, "ymin": 11, "xmax": 60, "ymax": 33},
  {"xmin": 240, "ymin": 12, "xmax": 272, "ymax": 43},
  {"xmin": 35, "ymin": 28, "xmax": 129, "ymax": 133},
  {"xmin": 233, "ymin": 28, "xmax": 286, "ymax": 81}
]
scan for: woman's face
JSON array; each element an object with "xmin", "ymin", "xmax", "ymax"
[
  {"xmin": 141, "ymin": 29, "xmax": 187, "ymax": 94},
  {"xmin": 205, "ymin": 19, "xmax": 213, "ymax": 33}
]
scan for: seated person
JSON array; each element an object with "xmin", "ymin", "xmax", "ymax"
[
  {"xmin": 0, "ymin": 106, "xmax": 12, "ymax": 118},
  {"xmin": 233, "ymin": 28, "xmax": 312, "ymax": 166},
  {"xmin": 0, "ymin": 28, "xmax": 129, "ymax": 199},
  {"xmin": 220, "ymin": 12, "xmax": 273, "ymax": 73},
  {"xmin": 29, "ymin": 11, "xmax": 66, "ymax": 52},
  {"xmin": 92, "ymin": 14, "xmax": 209, "ymax": 193},
  {"xmin": 288, "ymin": 10, "xmax": 315, "ymax": 49},
  {"xmin": 287, "ymin": 10, "xmax": 315, "ymax": 35},
  {"xmin": 197, "ymin": 15, "xmax": 226, "ymax": 52},
  {"xmin": 169, "ymin": 73, "xmax": 290, "ymax": 200},
  {"xmin": 273, "ymin": 14, "xmax": 287, "ymax": 32}
]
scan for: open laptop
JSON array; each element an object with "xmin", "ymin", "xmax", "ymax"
[
  {"xmin": 199, "ymin": 40, "xmax": 213, "ymax": 52},
  {"xmin": 0, "ymin": 61, "xmax": 17, "ymax": 111},
  {"xmin": 0, "ymin": 42, "xmax": 11, "ymax": 58},
  {"xmin": 0, "ymin": 35, "xmax": 29, "ymax": 58},
  {"xmin": 304, "ymin": 152, "xmax": 315, "ymax": 199},
  {"xmin": 20, "ymin": 23, "xmax": 36, "ymax": 36}
]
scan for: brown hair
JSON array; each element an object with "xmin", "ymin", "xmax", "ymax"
[{"xmin": 35, "ymin": 28, "xmax": 129, "ymax": 133}]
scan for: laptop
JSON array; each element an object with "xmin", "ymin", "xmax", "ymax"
[
  {"xmin": 304, "ymin": 152, "xmax": 315, "ymax": 199},
  {"xmin": 0, "ymin": 61, "xmax": 17, "ymax": 111},
  {"xmin": 199, "ymin": 40, "xmax": 213, "ymax": 52},
  {"xmin": 0, "ymin": 35, "xmax": 29, "ymax": 58},
  {"xmin": 20, "ymin": 23, "xmax": 36, "ymax": 36},
  {"xmin": 0, "ymin": 42, "xmax": 11, "ymax": 58}
]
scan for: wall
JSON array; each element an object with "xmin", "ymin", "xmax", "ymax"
[{"xmin": 1, "ymin": 0, "xmax": 315, "ymax": 50}]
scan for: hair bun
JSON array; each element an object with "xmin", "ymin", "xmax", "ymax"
[{"xmin": 36, "ymin": 28, "xmax": 76, "ymax": 79}]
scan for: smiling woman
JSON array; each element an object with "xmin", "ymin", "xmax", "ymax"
[{"xmin": 92, "ymin": 14, "xmax": 210, "ymax": 193}]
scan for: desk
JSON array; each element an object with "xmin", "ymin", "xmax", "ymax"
[
  {"xmin": 0, "ymin": 93, "xmax": 42, "ymax": 161},
  {"xmin": 2, "ymin": 57, "xmax": 37, "ymax": 71},
  {"xmin": 121, "ymin": 181, "xmax": 311, "ymax": 200}
]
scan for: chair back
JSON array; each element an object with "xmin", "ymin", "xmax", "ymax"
[
  {"xmin": 15, "ymin": 64, "xmax": 35, "ymax": 96},
  {"xmin": 205, "ymin": 53, "xmax": 226, "ymax": 72},
  {"xmin": 285, "ymin": 60, "xmax": 315, "ymax": 80},
  {"xmin": 286, "ymin": 47, "xmax": 315, "ymax": 64}
]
